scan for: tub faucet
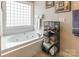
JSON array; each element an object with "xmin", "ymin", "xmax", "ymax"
[{"xmin": 37, "ymin": 33, "xmax": 42, "ymax": 37}]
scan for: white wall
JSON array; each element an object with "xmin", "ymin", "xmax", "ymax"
[
  {"xmin": 0, "ymin": 2, "xmax": 1, "ymax": 31},
  {"xmin": 0, "ymin": 1, "xmax": 2, "ymax": 55},
  {"xmin": 34, "ymin": 2, "xmax": 45, "ymax": 32}
]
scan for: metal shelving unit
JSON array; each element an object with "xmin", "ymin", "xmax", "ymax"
[{"xmin": 42, "ymin": 21, "xmax": 60, "ymax": 56}]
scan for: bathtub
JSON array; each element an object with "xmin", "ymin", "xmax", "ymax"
[
  {"xmin": 1, "ymin": 31, "xmax": 43, "ymax": 56},
  {"xmin": 1, "ymin": 38, "xmax": 43, "ymax": 57}
]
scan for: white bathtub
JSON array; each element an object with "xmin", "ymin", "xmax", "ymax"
[
  {"xmin": 1, "ymin": 38, "xmax": 43, "ymax": 57},
  {"xmin": 1, "ymin": 31, "xmax": 42, "ymax": 50},
  {"xmin": 1, "ymin": 31, "xmax": 44, "ymax": 56}
]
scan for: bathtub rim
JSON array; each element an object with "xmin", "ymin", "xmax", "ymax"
[{"xmin": 1, "ymin": 37, "xmax": 43, "ymax": 56}]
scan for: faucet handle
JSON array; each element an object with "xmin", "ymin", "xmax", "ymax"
[{"xmin": 37, "ymin": 33, "xmax": 42, "ymax": 37}]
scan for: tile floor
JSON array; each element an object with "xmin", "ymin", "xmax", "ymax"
[{"xmin": 33, "ymin": 50, "xmax": 62, "ymax": 57}]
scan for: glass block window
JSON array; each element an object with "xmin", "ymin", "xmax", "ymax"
[{"xmin": 6, "ymin": 1, "xmax": 32, "ymax": 27}]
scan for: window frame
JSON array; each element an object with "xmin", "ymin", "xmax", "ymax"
[{"xmin": 2, "ymin": 1, "xmax": 34, "ymax": 35}]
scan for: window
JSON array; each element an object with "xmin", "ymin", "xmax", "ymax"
[
  {"xmin": 2, "ymin": 1, "xmax": 34, "ymax": 35},
  {"xmin": 6, "ymin": 1, "xmax": 32, "ymax": 27}
]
